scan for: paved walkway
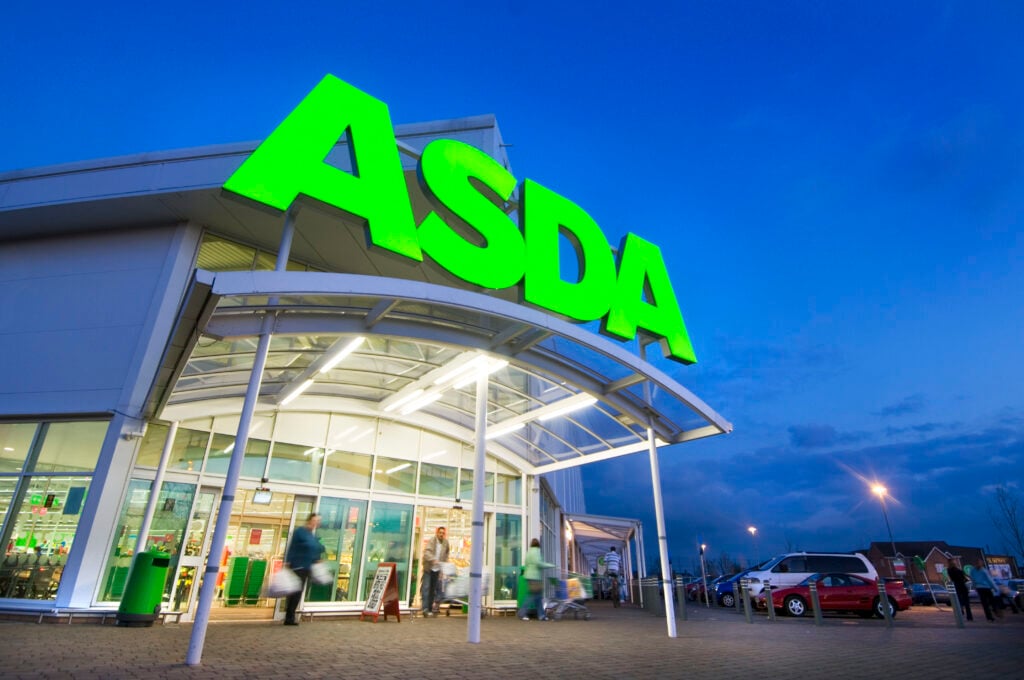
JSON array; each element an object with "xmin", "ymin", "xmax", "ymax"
[{"xmin": 2, "ymin": 601, "xmax": 1022, "ymax": 679}]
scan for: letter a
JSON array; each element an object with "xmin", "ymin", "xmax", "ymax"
[{"xmin": 223, "ymin": 74, "xmax": 421, "ymax": 260}]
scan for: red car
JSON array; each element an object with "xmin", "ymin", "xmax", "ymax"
[{"xmin": 756, "ymin": 572, "xmax": 911, "ymax": 618}]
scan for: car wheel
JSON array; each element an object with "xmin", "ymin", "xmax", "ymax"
[
  {"xmin": 873, "ymin": 596, "xmax": 897, "ymax": 619},
  {"xmin": 721, "ymin": 593, "xmax": 735, "ymax": 608},
  {"xmin": 784, "ymin": 595, "xmax": 807, "ymax": 617}
]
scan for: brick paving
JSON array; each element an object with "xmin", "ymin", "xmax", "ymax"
[{"xmin": 1, "ymin": 600, "xmax": 1022, "ymax": 679}]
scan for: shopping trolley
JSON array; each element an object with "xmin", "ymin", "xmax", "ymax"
[
  {"xmin": 543, "ymin": 572, "xmax": 592, "ymax": 620},
  {"xmin": 437, "ymin": 563, "xmax": 489, "ymax": 616}
]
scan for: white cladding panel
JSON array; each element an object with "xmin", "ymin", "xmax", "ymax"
[{"xmin": 0, "ymin": 226, "xmax": 185, "ymax": 415}]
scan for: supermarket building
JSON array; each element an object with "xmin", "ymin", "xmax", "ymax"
[{"xmin": 0, "ymin": 75, "xmax": 730, "ymax": 628}]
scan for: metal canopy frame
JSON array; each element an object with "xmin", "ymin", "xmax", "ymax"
[{"xmin": 157, "ymin": 270, "xmax": 731, "ymax": 476}]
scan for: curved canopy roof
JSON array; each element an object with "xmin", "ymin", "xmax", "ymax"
[{"xmin": 157, "ymin": 269, "xmax": 730, "ymax": 475}]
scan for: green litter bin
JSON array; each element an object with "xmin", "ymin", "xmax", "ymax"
[{"xmin": 117, "ymin": 550, "xmax": 171, "ymax": 627}]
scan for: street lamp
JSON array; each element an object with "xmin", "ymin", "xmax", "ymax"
[
  {"xmin": 871, "ymin": 484, "xmax": 900, "ymax": 579},
  {"xmin": 699, "ymin": 543, "xmax": 710, "ymax": 608},
  {"xmin": 747, "ymin": 526, "xmax": 759, "ymax": 566}
]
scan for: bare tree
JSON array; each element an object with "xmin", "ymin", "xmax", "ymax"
[{"xmin": 989, "ymin": 485, "xmax": 1024, "ymax": 563}]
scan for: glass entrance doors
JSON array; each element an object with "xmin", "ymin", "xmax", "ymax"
[{"xmin": 411, "ymin": 507, "xmax": 478, "ymax": 611}]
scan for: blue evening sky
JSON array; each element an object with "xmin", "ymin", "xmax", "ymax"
[{"xmin": 3, "ymin": 2, "xmax": 1022, "ymax": 571}]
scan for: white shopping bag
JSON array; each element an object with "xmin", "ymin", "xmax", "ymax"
[
  {"xmin": 310, "ymin": 560, "xmax": 333, "ymax": 585},
  {"xmin": 267, "ymin": 566, "xmax": 301, "ymax": 597}
]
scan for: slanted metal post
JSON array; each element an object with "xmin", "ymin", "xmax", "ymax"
[
  {"xmin": 878, "ymin": 580, "xmax": 893, "ymax": 627},
  {"xmin": 809, "ymin": 580, "xmax": 823, "ymax": 626},
  {"xmin": 764, "ymin": 580, "xmax": 776, "ymax": 621}
]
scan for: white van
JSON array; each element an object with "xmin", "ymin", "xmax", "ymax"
[{"xmin": 743, "ymin": 552, "xmax": 878, "ymax": 596}]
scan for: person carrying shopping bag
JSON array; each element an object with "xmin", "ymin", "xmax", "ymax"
[
  {"xmin": 282, "ymin": 513, "xmax": 325, "ymax": 626},
  {"xmin": 518, "ymin": 538, "xmax": 553, "ymax": 621}
]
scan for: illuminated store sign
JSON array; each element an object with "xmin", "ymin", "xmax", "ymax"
[{"xmin": 224, "ymin": 75, "xmax": 696, "ymax": 364}]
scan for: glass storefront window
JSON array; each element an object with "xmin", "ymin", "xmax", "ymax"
[
  {"xmin": 99, "ymin": 479, "xmax": 196, "ymax": 601},
  {"xmin": 322, "ymin": 450, "xmax": 372, "ymax": 489},
  {"xmin": 309, "ymin": 497, "xmax": 367, "ymax": 602},
  {"xmin": 493, "ymin": 513, "xmax": 522, "ymax": 601},
  {"xmin": 267, "ymin": 442, "xmax": 323, "ymax": 485},
  {"xmin": 32, "ymin": 422, "xmax": 106, "ymax": 473},
  {"xmin": 460, "ymin": 468, "xmax": 494, "ymax": 503},
  {"xmin": 0, "ymin": 423, "xmax": 37, "ymax": 473},
  {"xmin": 418, "ymin": 463, "xmax": 457, "ymax": 499},
  {"xmin": 137, "ymin": 425, "xmax": 210, "ymax": 471},
  {"xmin": 372, "ymin": 456, "xmax": 416, "ymax": 494},
  {"xmin": 205, "ymin": 434, "xmax": 269, "ymax": 478},
  {"xmin": 0, "ymin": 475, "xmax": 92, "ymax": 599},
  {"xmin": 495, "ymin": 474, "xmax": 521, "ymax": 505},
  {"xmin": 363, "ymin": 501, "xmax": 413, "ymax": 600}
]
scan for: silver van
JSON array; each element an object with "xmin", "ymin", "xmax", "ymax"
[{"xmin": 744, "ymin": 552, "xmax": 878, "ymax": 596}]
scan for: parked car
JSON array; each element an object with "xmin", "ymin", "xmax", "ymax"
[
  {"xmin": 908, "ymin": 582, "xmax": 952, "ymax": 605},
  {"xmin": 744, "ymin": 552, "xmax": 878, "ymax": 597},
  {"xmin": 756, "ymin": 572, "xmax": 911, "ymax": 618},
  {"xmin": 714, "ymin": 570, "xmax": 754, "ymax": 607},
  {"xmin": 686, "ymin": 575, "xmax": 724, "ymax": 603}
]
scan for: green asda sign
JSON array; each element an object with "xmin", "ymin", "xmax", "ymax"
[{"xmin": 224, "ymin": 75, "xmax": 696, "ymax": 364}]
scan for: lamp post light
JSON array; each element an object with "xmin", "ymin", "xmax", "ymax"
[
  {"xmin": 871, "ymin": 484, "xmax": 901, "ymax": 580},
  {"xmin": 747, "ymin": 526, "xmax": 759, "ymax": 566},
  {"xmin": 699, "ymin": 543, "xmax": 710, "ymax": 608}
]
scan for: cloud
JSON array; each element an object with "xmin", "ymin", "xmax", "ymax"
[
  {"xmin": 788, "ymin": 424, "xmax": 868, "ymax": 448},
  {"xmin": 874, "ymin": 394, "xmax": 925, "ymax": 418}
]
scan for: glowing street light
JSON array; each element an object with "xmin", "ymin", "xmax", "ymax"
[
  {"xmin": 747, "ymin": 526, "xmax": 759, "ymax": 565},
  {"xmin": 872, "ymin": 483, "xmax": 901, "ymax": 579}
]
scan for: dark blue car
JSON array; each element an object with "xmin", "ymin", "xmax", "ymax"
[{"xmin": 715, "ymin": 570, "xmax": 754, "ymax": 607}]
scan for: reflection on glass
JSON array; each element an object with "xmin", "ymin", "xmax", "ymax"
[
  {"xmin": 205, "ymin": 434, "xmax": 269, "ymax": 478},
  {"xmin": 99, "ymin": 480, "xmax": 196, "ymax": 602},
  {"xmin": 309, "ymin": 497, "xmax": 367, "ymax": 602},
  {"xmin": 268, "ymin": 441, "xmax": 323, "ymax": 484},
  {"xmin": 493, "ymin": 513, "xmax": 522, "ymax": 601},
  {"xmin": 364, "ymin": 501, "xmax": 413, "ymax": 600},
  {"xmin": 32, "ymin": 421, "xmax": 106, "ymax": 473},
  {"xmin": 0, "ymin": 423, "xmax": 38, "ymax": 473},
  {"xmin": 495, "ymin": 473, "xmax": 521, "ymax": 505},
  {"xmin": 372, "ymin": 456, "xmax": 416, "ymax": 494},
  {"xmin": 460, "ymin": 468, "xmax": 494, "ymax": 503},
  {"xmin": 419, "ymin": 463, "xmax": 457, "ymax": 499},
  {"xmin": 322, "ymin": 450, "xmax": 372, "ymax": 489}
]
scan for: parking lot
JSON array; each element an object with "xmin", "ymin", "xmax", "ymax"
[{"xmin": 1, "ymin": 600, "xmax": 1021, "ymax": 679}]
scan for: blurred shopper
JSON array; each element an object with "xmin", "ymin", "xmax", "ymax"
[
  {"xmin": 946, "ymin": 562, "xmax": 973, "ymax": 622},
  {"xmin": 420, "ymin": 526, "xmax": 450, "ymax": 617},
  {"xmin": 283, "ymin": 513, "xmax": 324, "ymax": 626},
  {"xmin": 604, "ymin": 546, "xmax": 623, "ymax": 603},
  {"xmin": 518, "ymin": 538, "xmax": 553, "ymax": 621},
  {"xmin": 971, "ymin": 560, "xmax": 998, "ymax": 622}
]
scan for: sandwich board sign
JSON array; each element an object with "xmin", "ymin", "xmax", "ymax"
[{"xmin": 361, "ymin": 562, "xmax": 401, "ymax": 622}]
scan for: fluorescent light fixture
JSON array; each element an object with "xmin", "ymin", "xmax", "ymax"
[
  {"xmin": 400, "ymin": 390, "xmax": 443, "ymax": 415},
  {"xmin": 453, "ymin": 359, "xmax": 508, "ymax": 389},
  {"xmin": 281, "ymin": 378, "xmax": 315, "ymax": 406},
  {"xmin": 538, "ymin": 394, "xmax": 597, "ymax": 421},
  {"xmin": 3, "ymin": 447, "xmax": 13, "ymax": 452},
  {"xmin": 422, "ymin": 449, "xmax": 447, "ymax": 461},
  {"xmin": 303, "ymin": 447, "xmax": 319, "ymax": 457},
  {"xmin": 383, "ymin": 388, "xmax": 425, "ymax": 412},
  {"xmin": 319, "ymin": 336, "xmax": 365, "ymax": 374},
  {"xmin": 433, "ymin": 355, "xmax": 489, "ymax": 386},
  {"xmin": 385, "ymin": 462, "xmax": 412, "ymax": 474},
  {"xmin": 485, "ymin": 422, "xmax": 525, "ymax": 440}
]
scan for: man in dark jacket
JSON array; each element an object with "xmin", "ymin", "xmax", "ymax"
[
  {"xmin": 283, "ymin": 513, "xmax": 324, "ymax": 625},
  {"xmin": 946, "ymin": 561, "xmax": 973, "ymax": 622},
  {"xmin": 420, "ymin": 526, "xmax": 450, "ymax": 617}
]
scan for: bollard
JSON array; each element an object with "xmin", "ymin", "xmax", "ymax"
[
  {"xmin": 741, "ymin": 579, "xmax": 753, "ymax": 623},
  {"xmin": 809, "ymin": 579, "xmax": 823, "ymax": 626},
  {"xmin": 877, "ymin": 581, "xmax": 893, "ymax": 627},
  {"xmin": 734, "ymin": 580, "xmax": 744, "ymax": 612},
  {"xmin": 676, "ymin": 577, "xmax": 688, "ymax": 621},
  {"xmin": 947, "ymin": 584, "xmax": 965, "ymax": 629},
  {"xmin": 764, "ymin": 580, "xmax": 776, "ymax": 622}
]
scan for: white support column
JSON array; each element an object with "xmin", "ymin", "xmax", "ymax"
[
  {"xmin": 134, "ymin": 421, "xmax": 178, "ymax": 555},
  {"xmin": 186, "ymin": 207, "xmax": 296, "ymax": 666},
  {"xmin": 467, "ymin": 371, "xmax": 488, "ymax": 643},
  {"xmin": 647, "ymin": 424, "xmax": 677, "ymax": 635}
]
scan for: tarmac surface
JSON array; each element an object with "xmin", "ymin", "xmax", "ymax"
[{"xmin": 1, "ymin": 599, "xmax": 1022, "ymax": 679}]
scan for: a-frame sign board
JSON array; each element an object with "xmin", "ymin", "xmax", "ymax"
[{"xmin": 361, "ymin": 562, "xmax": 401, "ymax": 622}]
